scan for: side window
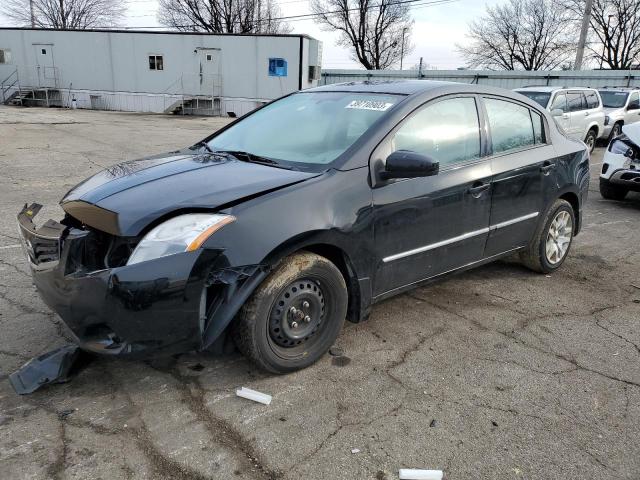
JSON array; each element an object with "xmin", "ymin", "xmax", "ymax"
[
  {"xmin": 485, "ymin": 98, "xmax": 535, "ymax": 153},
  {"xmin": 0, "ymin": 49, "xmax": 11, "ymax": 64},
  {"xmin": 148, "ymin": 55, "xmax": 163, "ymax": 71},
  {"xmin": 531, "ymin": 110, "xmax": 545, "ymax": 144},
  {"xmin": 550, "ymin": 93, "xmax": 567, "ymax": 112},
  {"xmin": 391, "ymin": 97, "xmax": 480, "ymax": 168},
  {"xmin": 585, "ymin": 91, "xmax": 599, "ymax": 109},
  {"xmin": 628, "ymin": 92, "xmax": 640, "ymax": 109},
  {"xmin": 567, "ymin": 92, "xmax": 585, "ymax": 112}
]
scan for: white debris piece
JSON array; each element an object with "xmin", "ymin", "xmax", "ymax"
[
  {"xmin": 236, "ymin": 387, "xmax": 272, "ymax": 405},
  {"xmin": 351, "ymin": 448, "xmax": 360, "ymax": 454},
  {"xmin": 399, "ymin": 469, "xmax": 443, "ymax": 480}
]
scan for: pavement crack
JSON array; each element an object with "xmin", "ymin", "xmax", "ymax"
[{"xmin": 165, "ymin": 366, "xmax": 282, "ymax": 480}]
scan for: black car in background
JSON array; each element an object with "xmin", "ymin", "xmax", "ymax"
[{"xmin": 18, "ymin": 81, "xmax": 590, "ymax": 373}]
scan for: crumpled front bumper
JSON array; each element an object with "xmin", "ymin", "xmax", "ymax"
[{"xmin": 17, "ymin": 204, "xmax": 267, "ymax": 358}]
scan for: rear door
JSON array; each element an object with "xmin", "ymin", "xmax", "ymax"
[
  {"xmin": 567, "ymin": 91, "xmax": 588, "ymax": 140},
  {"xmin": 372, "ymin": 95, "xmax": 492, "ymax": 296},
  {"xmin": 482, "ymin": 97, "xmax": 557, "ymax": 256}
]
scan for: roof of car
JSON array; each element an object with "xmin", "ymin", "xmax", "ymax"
[
  {"xmin": 514, "ymin": 86, "xmax": 597, "ymax": 92},
  {"xmin": 307, "ymin": 80, "xmax": 464, "ymax": 95}
]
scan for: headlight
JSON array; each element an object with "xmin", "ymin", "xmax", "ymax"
[
  {"xmin": 609, "ymin": 139, "xmax": 633, "ymax": 156},
  {"xmin": 605, "ymin": 115, "xmax": 610, "ymax": 126},
  {"xmin": 127, "ymin": 213, "xmax": 235, "ymax": 265}
]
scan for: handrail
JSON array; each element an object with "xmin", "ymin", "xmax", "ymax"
[{"xmin": 1, "ymin": 69, "xmax": 18, "ymax": 103}]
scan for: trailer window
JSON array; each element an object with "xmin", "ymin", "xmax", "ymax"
[
  {"xmin": 149, "ymin": 55, "xmax": 164, "ymax": 71},
  {"xmin": 0, "ymin": 49, "xmax": 11, "ymax": 64}
]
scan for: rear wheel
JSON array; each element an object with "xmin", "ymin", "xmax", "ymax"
[
  {"xmin": 584, "ymin": 129, "xmax": 597, "ymax": 153},
  {"xmin": 231, "ymin": 252, "xmax": 347, "ymax": 373},
  {"xmin": 599, "ymin": 178, "xmax": 628, "ymax": 200},
  {"xmin": 520, "ymin": 199, "xmax": 575, "ymax": 274}
]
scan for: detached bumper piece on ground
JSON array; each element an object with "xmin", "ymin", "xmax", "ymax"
[{"xmin": 9, "ymin": 345, "xmax": 89, "ymax": 395}]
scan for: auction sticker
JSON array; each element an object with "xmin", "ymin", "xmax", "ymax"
[{"xmin": 345, "ymin": 100, "xmax": 394, "ymax": 111}]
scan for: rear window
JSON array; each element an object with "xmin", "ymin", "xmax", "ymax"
[
  {"xmin": 517, "ymin": 91, "xmax": 551, "ymax": 108},
  {"xmin": 585, "ymin": 91, "xmax": 600, "ymax": 109},
  {"xmin": 485, "ymin": 98, "xmax": 535, "ymax": 153}
]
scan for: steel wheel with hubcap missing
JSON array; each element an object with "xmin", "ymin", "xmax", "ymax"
[
  {"xmin": 232, "ymin": 251, "xmax": 347, "ymax": 373},
  {"xmin": 545, "ymin": 210, "xmax": 572, "ymax": 264}
]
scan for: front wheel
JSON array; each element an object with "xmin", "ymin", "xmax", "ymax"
[
  {"xmin": 231, "ymin": 252, "xmax": 347, "ymax": 373},
  {"xmin": 584, "ymin": 129, "xmax": 597, "ymax": 153},
  {"xmin": 519, "ymin": 199, "xmax": 575, "ymax": 274}
]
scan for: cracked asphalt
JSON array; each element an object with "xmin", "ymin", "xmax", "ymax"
[{"xmin": 1, "ymin": 106, "xmax": 639, "ymax": 480}]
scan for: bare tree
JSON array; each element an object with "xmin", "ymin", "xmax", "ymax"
[
  {"xmin": 457, "ymin": 0, "xmax": 575, "ymax": 70},
  {"xmin": 566, "ymin": 0, "xmax": 640, "ymax": 69},
  {"xmin": 310, "ymin": 0, "xmax": 413, "ymax": 70},
  {"xmin": 157, "ymin": 0, "xmax": 291, "ymax": 34},
  {"xmin": 5, "ymin": 0, "xmax": 126, "ymax": 28}
]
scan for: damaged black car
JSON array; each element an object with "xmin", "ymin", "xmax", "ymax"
[{"xmin": 18, "ymin": 81, "xmax": 589, "ymax": 373}]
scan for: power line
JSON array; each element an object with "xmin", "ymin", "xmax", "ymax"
[{"xmin": 109, "ymin": 0, "xmax": 458, "ymax": 29}]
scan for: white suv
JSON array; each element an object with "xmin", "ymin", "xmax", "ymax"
[
  {"xmin": 600, "ymin": 123, "xmax": 640, "ymax": 200},
  {"xmin": 598, "ymin": 87, "xmax": 640, "ymax": 140},
  {"xmin": 514, "ymin": 86, "xmax": 606, "ymax": 152}
]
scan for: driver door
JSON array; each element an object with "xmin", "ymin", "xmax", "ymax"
[{"xmin": 371, "ymin": 95, "xmax": 493, "ymax": 297}]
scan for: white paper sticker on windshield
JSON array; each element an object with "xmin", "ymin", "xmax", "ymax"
[{"xmin": 345, "ymin": 100, "xmax": 394, "ymax": 111}]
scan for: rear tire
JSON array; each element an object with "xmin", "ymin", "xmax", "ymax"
[
  {"xmin": 599, "ymin": 178, "xmax": 628, "ymax": 200},
  {"xmin": 584, "ymin": 129, "xmax": 597, "ymax": 153},
  {"xmin": 520, "ymin": 199, "xmax": 575, "ymax": 274},
  {"xmin": 231, "ymin": 252, "xmax": 347, "ymax": 374}
]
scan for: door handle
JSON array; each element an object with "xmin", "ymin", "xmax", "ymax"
[
  {"xmin": 585, "ymin": 111, "xmax": 590, "ymax": 116},
  {"xmin": 467, "ymin": 182, "xmax": 490, "ymax": 198},
  {"xmin": 540, "ymin": 162, "xmax": 556, "ymax": 174},
  {"xmin": 562, "ymin": 114, "xmax": 569, "ymax": 119}
]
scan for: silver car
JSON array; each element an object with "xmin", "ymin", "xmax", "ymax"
[
  {"xmin": 514, "ymin": 86, "xmax": 606, "ymax": 152},
  {"xmin": 598, "ymin": 87, "xmax": 640, "ymax": 140}
]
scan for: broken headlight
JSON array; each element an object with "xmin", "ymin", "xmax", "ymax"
[{"xmin": 127, "ymin": 214, "xmax": 235, "ymax": 265}]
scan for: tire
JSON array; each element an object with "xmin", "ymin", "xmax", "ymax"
[
  {"xmin": 584, "ymin": 129, "xmax": 597, "ymax": 153},
  {"xmin": 519, "ymin": 199, "xmax": 575, "ymax": 274},
  {"xmin": 599, "ymin": 177, "xmax": 628, "ymax": 200},
  {"xmin": 609, "ymin": 122, "xmax": 623, "ymax": 140},
  {"xmin": 231, "ymin": 251, "xmax": 348, "ymax": 373}
]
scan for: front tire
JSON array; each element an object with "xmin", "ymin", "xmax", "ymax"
[
  {"xmin": 599, "ymin": 177, "xmax": 628, "ymax": 200},
  {"xmin": 520, "ymin": 199, "xmax": 575, "ymax": 274},
  {"xmin": 584, "ymin": 129, "xmax": 597, "ymax": 153},
  {"xmin": 231, "ymin": 252, "xmax": 347, "ymax": 373}
]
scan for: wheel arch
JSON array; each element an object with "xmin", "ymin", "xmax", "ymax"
[
  {"xmin": 262, "ymin": 234, "xmax": 368, "ymax": 324},
  {"xmin": 558, "ymin": 190, "xmax": 580, "ymax": 234}
]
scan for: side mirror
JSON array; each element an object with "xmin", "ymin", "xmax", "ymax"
[
  {"xmin": 551, "ymin": 108, "xmax": 564, "ymax": 117},
  {"xmin": 627, "ymin": 104, "xmax": 639, "ymax": 111},
  {"xmin": 381, "ymin": 150, "xmax": 439, "ymax": 180}
]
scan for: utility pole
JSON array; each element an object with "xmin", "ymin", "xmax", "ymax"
[
  {"xmin": 29, "ymin": 0, "xmax": 35, "ymax": 27},
  {"xmin": 574, "ymin": 0, "xmax": 594, "ymax": 70},
  {"xmin": 399, "ymin": 27, "xmax": 407, "ymax": 70},
  {"xmin": 418, "ymin": 56, "xmax": 423, "ymax": 78}
]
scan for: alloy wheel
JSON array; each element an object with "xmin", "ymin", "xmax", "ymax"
[{"xmin": 545, "ymin": 210, "xmax": 573, "ymax": 264}]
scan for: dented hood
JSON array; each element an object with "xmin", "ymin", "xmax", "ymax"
[
  {"xmin": 622, "ymin": 123, "xmax": 640, "ymax": 146},
  {"xmin": 61, "ymin": 150, "xmax": 319, "ymax": 236}
]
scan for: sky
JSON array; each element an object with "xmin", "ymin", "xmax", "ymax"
[
  {"xmin": 122, "ymin": 0, "xmax": 499, "ymax": 69},
  {"xmin": 1, "ymin": 0, "xmax": 501, "ymax": 69}
]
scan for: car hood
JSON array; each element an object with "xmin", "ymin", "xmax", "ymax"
[
  {"xmin": 61, "ymin": 150, "xmax": 320, "ymax": 236},
  {"xmin": 603, "ymin": 107, "xmax": 624, "ymax": 116},
  {"xmin": 622, "ymin": 123, "xmax": 640, "ymax": 146}
]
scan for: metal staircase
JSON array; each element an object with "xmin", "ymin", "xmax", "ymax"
[
  {"xmin": 1, "ymin": 66, "xmax": 61, "ymax": 107},
  {"xmin": 162, "ymin": 73, "xmax": 223, "ymax": 116}
]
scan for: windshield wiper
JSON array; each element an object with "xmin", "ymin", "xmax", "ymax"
[{"xmin": 214, "ymin": 150, "xmax": 296, "ymax": 170}]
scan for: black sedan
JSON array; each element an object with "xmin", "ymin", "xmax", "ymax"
[{"xmin": 17, "ymin": 81, "xmax": 589, "ymax": 373}]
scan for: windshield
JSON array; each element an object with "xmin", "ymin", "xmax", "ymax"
[
  {"xmin": 517, "ymin": 91, "xmax": 552, "ymax": 108},
  {"xmin": 599, "ymin": 91, "xmax": 629, "ymax": 108},
  {"xmin": 207, "ymin": 92, "xmax": 401, "ymax": 167}
]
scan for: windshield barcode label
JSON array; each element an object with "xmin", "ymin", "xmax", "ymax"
[{"xmin": 345, "ymin": 100, "xmax": 394, "ymax": 111}]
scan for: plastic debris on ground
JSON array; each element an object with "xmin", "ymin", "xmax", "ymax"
[
  {"xmin": 236, "ymin": 387, "xmax": 272, "ymax": 405},
  {"xmin": 351, "ymin": 448, "xmax": 360, "ymax": 454},
  {"xmin": 9, "ymin": 344, "xmax": 92, "ymax": 395},
  {"xmin": 399, "ymin": 469, "xmax": 444, "ymax": 480}
]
